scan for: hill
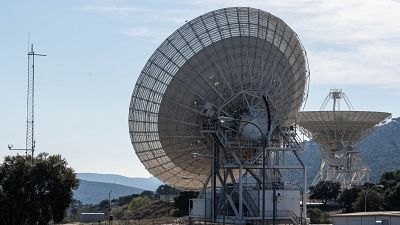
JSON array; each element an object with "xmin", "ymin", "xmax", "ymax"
[
  {"xmin": 359, "ymin": 117, "xmax": 400, "ymax": 181},
  {"xmin": 74, "ymin": 180, "xmax": 144, "ymax": 204},
  {"xmin": 131, "ymin": 200, "xmax": 175, "ymax": 219},
  {"xmin": 77, "ymin": 173, "xmax": 163, "ymax": 191},
  {"xmin": 298, "ymin": 117, "xmax": 400, "ymax": 184}
]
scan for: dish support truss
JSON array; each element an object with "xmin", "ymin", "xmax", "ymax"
[
  {"xmin": 308, "ymin": 139, "xmax": 369, "ymax": 189},
  {"xmin": 189, "ymin": 93, "xmax": 308, "ymax": 225}
]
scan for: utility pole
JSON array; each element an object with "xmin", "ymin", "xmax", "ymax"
[
  {"xmin": 109, "ymin": 191, "xmax": 112, "ymax": 225},
  {"xmin": 8, "ymin": 44, "xmax": 46, "ymax": 157}
]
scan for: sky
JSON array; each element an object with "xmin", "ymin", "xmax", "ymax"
[{"xmin": 1, "ymin": 0, "xmax": 399, "ymax": 178}]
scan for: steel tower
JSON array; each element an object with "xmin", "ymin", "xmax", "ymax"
[{"xmin": 9, "ymin": 44, "xmax": 46, "ymax": 157}]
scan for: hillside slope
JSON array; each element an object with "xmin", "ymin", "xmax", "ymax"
[
  {"xmin": 77, "ymin": 173, "xmax": 163, "ymax": 191},
  {"xmin": 359, "ymin": 117, "xmax": 400, "ymax": 181},
  {"xmin": 74, "ymin": 180, "xmax": 144, "ymax": 204}
]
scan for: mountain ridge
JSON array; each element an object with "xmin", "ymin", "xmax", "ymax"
[
  {"xmin": 74, "ymin": 180, "xmax": 144, "ymax": 204},
  {"xmin": 77, "ymin": 173, "xmax": 163, "ymax": 191}
]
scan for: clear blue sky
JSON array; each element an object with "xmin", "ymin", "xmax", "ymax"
[{"xmin": 1, "ymin": 0, "xmax": 399, "ymax": 178}]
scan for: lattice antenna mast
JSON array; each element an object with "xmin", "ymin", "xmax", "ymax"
[
  {"xmin": 8, "ymin": 44, "xmax": 46, "ymax": 157},
  {"xmin": 320, "ymin": 88, "xmax": 354, "ymax": 111}
]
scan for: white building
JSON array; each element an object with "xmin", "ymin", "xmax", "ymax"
[
  {"xmin": 159, "ymin": 194, "xmax": 178, "ymax": 202},
  {"xmin": 190, "ymin": 189, "xmax": 304, "ymax": 224},
  {"xmin": 332, "ymin": 211, "xmax": 400, "ymax": 225}
]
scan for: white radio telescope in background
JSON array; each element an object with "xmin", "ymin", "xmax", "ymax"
[
  {"xmin": 129, "ymin": 7, "xmax": 310, "ymax": 224},
  {"xmin": 299, "ymin": 89, "xmax": 391, "ymax": 189}
]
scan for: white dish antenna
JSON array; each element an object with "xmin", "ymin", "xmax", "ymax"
[
  {"xmin": 299, "ymin": 89, "xmax": 391, "ymax": 188},
  {"xmin": 129, "ymin": 7, "xmax": 310, "ymax": 190}
]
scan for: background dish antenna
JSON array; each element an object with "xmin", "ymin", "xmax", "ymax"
[{"xmin": 300, "ymin": 89, "xmax": 390, "ymax": 189}]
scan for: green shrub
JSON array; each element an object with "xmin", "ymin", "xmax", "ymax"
[{"xmin": 307, "ymin": 208, "xmax": 330, "ymax": 224}]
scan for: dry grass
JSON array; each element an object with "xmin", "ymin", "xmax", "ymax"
[
  {"xmin": 61, "ymin": 217, "xmax": 180, "ymax": 225},
  {"xmin": 134, "ymin": 200, "xmax": 176, "ymax": 219}
]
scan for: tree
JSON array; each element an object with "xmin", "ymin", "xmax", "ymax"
[
  {"xmin": 380, "ymin": 170, "xmax": 400, "ymax": 188},
  {"xmin": 116, "ymin": 193, "xmax": 139, "ymax": 206},
  {"xmin": 98, "ymin": 199, "xmax": 110, "ymax": 211},
  {"xmin": 352, "ymin": 189, "xmax": 383, "ymax": 212},
  {"xmin": 156, "ymin": 185, "xmax": 180, "ymax": 195},
  {"xmin": 140, "ymin": 190, "xmax": 155, "ymax": 199},
  {"xmin": 71, "ymin": 198, "xmax": 83, "ymax": 208},
  {"xmin": 383, "ymin": 183, "xmax": 400, "ymax": 210},
  {"xmin": 309, "ymin": 181, "xmax": 341, "ymax": 205},
  {"xmin": 173, "ymin": 191, "xmax": 198, "ymax": 217},
  {"xmin": 380, "ymin": 170, "xmax": 400, "ymax": 184},
  {"xmin": 0, "ymin": 153, "xmax": 79, "ymax": 225},
  {"xmin": 339, "ymin": 187, "xmax": 362, "ymax": 212},
  {"xmin": 128, "ymin": 196, "xmax": 151, "ymax": 213},
  {"xmin": 70, "ymin": 199, "xmax": 82, "ymax": 216},
  {"xmin": 332, "ymin": 170, "xmax": 400, "ymax": 212}
]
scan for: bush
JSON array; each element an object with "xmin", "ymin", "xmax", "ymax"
[
  {"xmin": 307, "ymin": 208, "xmax": 330, "ymax": 224},
  {"xmin": 128, "ymin": 196, "xmax": 151, "ymax": 213}
]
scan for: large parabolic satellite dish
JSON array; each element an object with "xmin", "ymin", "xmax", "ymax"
[
  {"xmin": 129, "ymin": 7, "xmax": 310, "ymax": 190},
  {"xmin": 299, "ymin": 89, "xmax": 391, "ymax": 188}
]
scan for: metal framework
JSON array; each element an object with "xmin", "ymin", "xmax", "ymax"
[
  {"xmin": 299, "ymin": 90, "xmax": 391, "ymax": 188},
  {"xmin": 320, "ymin": 88, "xmax": 354, "ymax": 111},
  {"xmin": 8, "ymin": 44, "xmax": 46, "ymax": 157},
  {"xmin": 129, "ymin": 7, "xmax": 310, "ymax": 224},
  {"xmin": 194, "ymin": 112, "xmax": 308, "ymax": 224}
]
